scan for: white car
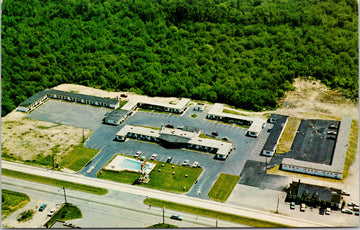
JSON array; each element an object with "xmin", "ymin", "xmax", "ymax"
[
  {"xmin": 325, "ymin": 207, "xmax": 331, "ymax": 215},
  {"xmin": 192, "ymin": 161, "xmax": 199, "ymax": 168},
  {"xmin": 150, "ymin": 154, "xmax": 158, "ymax": 160},
  {"xmin": 182, "ymin": 160, "xmax": 190, "ymax": 166},
  {"xmin": 134, "ymin": 151, "xmax": 142, "ymax": 157}
]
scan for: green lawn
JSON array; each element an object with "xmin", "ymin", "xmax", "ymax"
[
  {"xmin": 207, "ymin": 173, "xmax": 240, "ymax": 202},
  {"xmin": 17, "ymin": 210, "xmax": 35, "ymax": 222},
  {"xmin": 2, "ymin": 189, "xmax": 30, "ymax": 219},
  {"xmin": 342, "ymin": 120, "xmax": 359, "ymax": 179},
  {"xmin": 276, "ymin": 117, "xmax": 301, "ymax": 153},
  {"xmin": 44, "ymin": 203, "xmax": 82, "ymax": 227},
  {"xmin": 119, "ymin": 100, "xmax": 128, "ymax": 109},
  {"xmin": 144, "ymin": 198, "xmax": 290, "ymax": 228},
  {"xmin": 2, "ymin": 169, "xmax": 108, "ymax": 195},
  {"xmin": 60, "ymin": 143, "xmax": 99, "ymax": 171},
  {"xmin": 98, "ymin": 162, "xmax": 203, "ymax": 193},
  {"xmin": 222, "ymin": 109, "xmax": 248, "ymax": 116}
]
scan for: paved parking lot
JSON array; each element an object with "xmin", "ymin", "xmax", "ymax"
[
  {"xmin": 27, "ymin": 100, "xmax": 112, "ymax": 130},
  {"xmin": 27, "ymin": 101, "xmax": 287, "ymax": 200},
  {"xmin": 287, "ymin": 119, "xmax": 339, "ymax": 164},
  {"xmin": 79, "ymin": 104, "xmax": 272, "ymax": 199}
]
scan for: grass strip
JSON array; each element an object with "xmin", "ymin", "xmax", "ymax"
[
  {"xmin": 143, "ymin": 198, "xmax": 290, "ymax": 228},
  {"xmin": 207, "ymin": 173, "xmax": 240, "ymax": 202},
  {"xmin": 60, "ymin": 143, "xmax": 99, "ymax": 171},
  {"xmin": 2, "ymin": 168, "xmax": 108, "ymax": 195},
  {"xmin": 147, "ymin": 223, "xmax": 178, "ymax": 228},
  {"xmin": 342, "ymin": 120, "xmax": 358, "ymax": 179},
  {"xmin": 2, "ymin": 189, "xmax": 30, "ymax": 219},
  {"xmin": 222, "ymin": 109, "xmax": 248, "ymax": 116},
  {"xmin": 44, "ymin": 203, "xmax": 82, "ymax": 227},
  {"xmin": 276, "ymin": 117, "xmax": 301, "ymax": 153}
]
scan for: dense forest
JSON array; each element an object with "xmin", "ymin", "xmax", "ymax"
[{"xmin": 1, "ymin": 0, "xmax": 358, "ymax": 116}]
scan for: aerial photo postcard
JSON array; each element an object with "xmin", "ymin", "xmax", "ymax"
[{"xmin": 1, "ymin": 0, "xmax": 359, "ymax": 228}]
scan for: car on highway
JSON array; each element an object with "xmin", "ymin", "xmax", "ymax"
[
  {"xmin": 300, "ymin": 203, "xmax": 305, "ymax": 212},
  {"xmin": 170, "ymin": 214, "xmax": 182, "ymax": 221},
  {"xmin": 222, "ymin": 137, "xmax": 229, "ymax": 141},
  {"xmin": 166, "ymin": 156, "xmax": 172, "ymax": 163},
  {"xmin": 212, "ymin": 131, "xmax": 218, "ymax": 136},
  {"xmin": 150, "ymin": 154, "xmax": 158, "ymax": 160},
  {"xmin": 192, "ymin": 161, "xmax": 199, "ymax": 168},
  {"xmin": 325, "ymin": 207, "xmax": 331, "ymax": 215},
  {"xmin": 290, "ymin": 202, "xmax": 295, "ymax": 210},
  {"xmin": 134, "ymin": 151, "xmax": 142, "ymax": 157},
  {"xmin": 319, "ymin": 208, "xmax": 325, "ymax": 215},
  {"xmin": 39, "ymin": 204, "xmax": 47, "ymax": 211},
  {"xmin": 47, "ymin": 209, "xmax": 57, "ymax": 217},
  {"xmin": 165, "ymin": 124, "xmax": 174, "ymax": 128},
  {"xmin": 182, "ymin": 160, "xmax": 190, "ymax": 166},
  {"xmin": 177, "ymin": 126, "xmax": 184, "ymax": 130}
]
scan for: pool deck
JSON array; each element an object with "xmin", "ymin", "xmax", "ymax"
[{"xmin": 105, "ymin": 155, "xmax": 156, "ymax": 175}]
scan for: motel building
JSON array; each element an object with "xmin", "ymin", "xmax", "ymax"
[
  {"xmin": 121, "ymin": 98, "xmax": 191, "ymax": 114},
  {"xmin": 18, "ymin": 89, "xmax": 120, "ymax": 113},
  {"xmin": 115, "ymin": 125, "xmax": 233, "ymax": 159},
  {"xmin": 206, "ymin": 103, "xmax": 266, "ymax": 138}
]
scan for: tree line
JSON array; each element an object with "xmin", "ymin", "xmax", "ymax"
[{"xmin": 1, "ymin": 0, "xmax": 358, "ymax": 116}]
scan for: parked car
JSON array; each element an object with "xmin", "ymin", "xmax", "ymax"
[
  {"xmin": 355, "ymin": 211, "xmax": 359, "ymax": 216},
  {"xmin": 319, "ymin": 208, "xmax": 325, "ymax": 215},
  {"xmin": 39, "ymin": 204, "xmax": 47, "ymax": 211},
  {"xmin": 150, "ymin": 154, "xmax": 158, "ymax": 160},
  {"xmin": 192, "ymin": 161, "xmax": 199, "ymax": 168},
  {"xmin": 329, "ymin": 124, "xmax": 337, "ymax": 129},
  {"xmin": 325, "ymin": 207, "xmax": 331, "ymax": 215},
  {"xmin": 290, "ymin": 202, "xmax": 295, "ymax": 210},
  {"xmin": 212, "ymin": 131, "xmax": 218, "ymax": 136},
  {"xmin": 134, "ymin": 151, "xmax": 142, "ymax": 157},
  {"xmin": 170, "ymin": 214, "xmax": 182, "ymax": 221},
  {"xmin": 165, "ymin": 124, "xmax": 174, "ymax": 128},
  {"xmin": 327, "ymin": 131, "xmax": 337, "ymax": 135},
  {"xmin": 182, "ymin": 160, "xmax": 190, "ymax": 166},
  {"xmin": 166, "ymin": 156, "xmax": 172, "ymax": 163},
  {"xmin": 342, "ymin": 208, "xmax": 353, "ymax": 214},
  {"xmin": 300, "ymin": 203, "xmax": 305, "ymax": 212},
  {"xmin": 140, "ymin": 156, "xmax": 146, "ymax": 161}
]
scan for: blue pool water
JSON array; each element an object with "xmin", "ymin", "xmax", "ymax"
[{"xmin": 118, "ymin": 158, "xmax": 150, "ymax": 171}]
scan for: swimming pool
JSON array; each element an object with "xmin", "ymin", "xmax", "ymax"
[{"xmin": 118, "ymin": 158, "xmax": 150, "ymax": 171}]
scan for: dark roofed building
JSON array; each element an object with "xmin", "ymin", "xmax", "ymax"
[
  {"xmin": 18, "ymin": 90, "xmax": 50, "ymax": 112},
  {"xmin": 17, "ymin": 89, "xmax": 120, "ymax": 113},
  {"xmin": 104, "ymin": 110, "xmax": 132, "ymax": 126},
  {"xmin": 261, "ymin": 114, "xmax": 289, "ymax": 156},
  {"xmin": 286, "ymin": 180, "xmax": 342, "ymax": 209}
]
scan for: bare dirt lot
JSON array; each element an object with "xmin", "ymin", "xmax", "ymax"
[{"xmin": 1, "ymin": 111, "xmax": 93, "ymax": 164}]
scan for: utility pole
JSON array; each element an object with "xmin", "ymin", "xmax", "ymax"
[
  {"xmin": 276, "ymin": 198, "xmax": 279, "ymax": 213},
  {"xmin": 216, "ymin": 217, "xmax": 218, "ymax": 228},
  {"xmin": 52, "ymin": 154, "xmax": 55, "ymax": 170},
  {"xmin": 162, "ymin": 206, "xmax": 165, "ymax": 224},
  {"xmin": 63, "ymin": 187, "xmax": 67, "ymax": 204},
  {"xmin": 82, "ymin": 128, "xmax": 85, "ymax": 143}
]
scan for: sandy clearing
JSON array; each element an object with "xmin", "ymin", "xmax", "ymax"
[{"xmin": 1, "ymin": 110, "xmax": 93, "ymax": 163}]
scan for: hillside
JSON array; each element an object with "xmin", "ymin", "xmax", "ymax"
[{"xmin": 1, "ymin": 0, "xmax": 358, "ymax": 116}]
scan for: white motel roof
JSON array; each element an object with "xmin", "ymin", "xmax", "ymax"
[
  {"xmin": 116, "ymin": 125, "xmax": 160, "ymax": 138},
  {"xmin": 121, "ymin": 97, "xmax": 190, "ymax": 111},
  {"xmin": 208, "ymin": 103, "xmax": 266, "ymax": 133},
  {"xmin": 159, "ymin": 127, "xmax": 198, "ymax": 140},
  {"xmin": 116, "ymin": 125, "xmax": 232, "ymax": 156}
]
